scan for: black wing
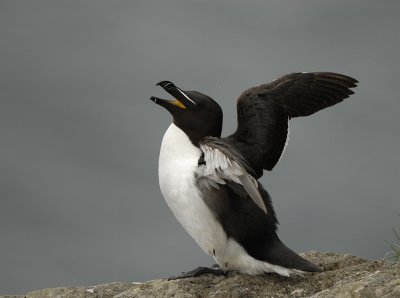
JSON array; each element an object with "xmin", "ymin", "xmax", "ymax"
[{"xmin": 225, "ymin": 72, "xmax": 358, "ymax": 177}]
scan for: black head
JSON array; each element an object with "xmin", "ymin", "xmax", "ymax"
[{"xmin": 150, "ymin": 81, "xmax": 223, "ymax": 145}]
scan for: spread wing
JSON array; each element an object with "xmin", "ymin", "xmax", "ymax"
[
  {"xmin": 225, "ymin": 72, "xmax": 358, "ymax": 177},
  {"xmin": 196, "ymin": 137, "xmax": 267, "ymax": 214}
]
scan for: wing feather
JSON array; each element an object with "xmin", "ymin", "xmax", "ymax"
[
  {"xmin": 226, "ymin": 72, "xmax": 358, "ymax": 177},
  {"xmin": 196, "ymin": 137, "xmax": 268, "ymax": 214}
]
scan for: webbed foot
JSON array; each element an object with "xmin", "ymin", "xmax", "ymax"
[{"xmin": 168, "ymin": 265, "xmax": 226, "ymax": 280}]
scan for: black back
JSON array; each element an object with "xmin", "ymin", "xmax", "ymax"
[{"xmin": 199, "ymin": 179, "xmax": 320, "ymax": 272}]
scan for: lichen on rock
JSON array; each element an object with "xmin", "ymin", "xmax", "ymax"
[{"xmin": 2, "ymin": 252, "xmax": 399, "ymax": 298}]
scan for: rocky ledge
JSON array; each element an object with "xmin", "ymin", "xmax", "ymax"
[{"xmin": 2, "ymin": 252, "xmax": 399, "ymax": 298}]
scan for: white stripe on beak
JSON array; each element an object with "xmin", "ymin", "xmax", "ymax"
[{"xmin": 178, "ymin": 89, "xmax": 197, "ymax": 105}]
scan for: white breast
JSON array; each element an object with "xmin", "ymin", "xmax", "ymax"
[{"xmin": 158, "ymin": 123, "xmax": 228, "ymax": 257}]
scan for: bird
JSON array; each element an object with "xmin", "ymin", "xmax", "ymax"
[{"xmin": 149, "ymin": 72, "xmax": 358, "ymax": 279}]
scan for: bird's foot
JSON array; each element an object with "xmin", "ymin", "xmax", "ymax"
[{"xmin": 167, "ymin": 264, "xmax": 226, "ymax": 280}]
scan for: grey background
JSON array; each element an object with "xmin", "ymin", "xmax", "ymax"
[{"xmin": 1, "ymin": 0, "xmax": 399, "ymax": 295}]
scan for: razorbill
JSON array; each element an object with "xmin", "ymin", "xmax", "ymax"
[{"xmin": 149, "ymin": 72, "xmax": 358, "ymax": 278}]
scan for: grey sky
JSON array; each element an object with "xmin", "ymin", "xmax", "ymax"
[{"xmin": 1, "ymin": 0, "xmax": 399, "ymax": 295}]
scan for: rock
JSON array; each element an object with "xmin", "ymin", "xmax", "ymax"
[{"xmin": 2, "ymin": 252, "xmax": 399, "ymax": 298}]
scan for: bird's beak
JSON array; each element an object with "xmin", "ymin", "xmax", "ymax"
[
  {"xmin": 150, "ymin": 81, "xmax": 197, "ymax": 109},
  {"xmin": 149, "ymin": 96, "xmax": 186, "ymax": 109}
]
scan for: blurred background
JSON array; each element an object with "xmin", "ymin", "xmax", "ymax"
[{"xmin": 1, "ymin": 0, "xmax": 399, "ymax": 294}]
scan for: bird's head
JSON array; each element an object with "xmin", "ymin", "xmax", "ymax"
[{"xmin": 150, "ymin": 81, "xmax": 223, "ymax": 145}]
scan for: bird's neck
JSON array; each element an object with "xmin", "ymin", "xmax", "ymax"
[
  {"xmin": 160, "ymin": 123, "xmax": 202, "ymax": 162},
  {"xmin": 173, "ymin": 119, "xmax": 222, "ymax": 147}
]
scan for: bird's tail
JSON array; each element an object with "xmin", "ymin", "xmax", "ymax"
[{"xmin": 265, "ymin": 236, "xmax": 321, "ymax": 273}]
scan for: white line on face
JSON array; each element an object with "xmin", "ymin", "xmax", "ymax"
[{"xmin": 178, "ymin": 89, "xmax": 196, "ymax": 105}]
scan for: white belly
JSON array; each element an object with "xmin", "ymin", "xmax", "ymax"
[
  {"xmin": 158, "ymin": 123, "xmax": 297, "ymax": 276},
  {"xmin": 158, "ymin": 124, "xmax": 228, "ymax": 258}
]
